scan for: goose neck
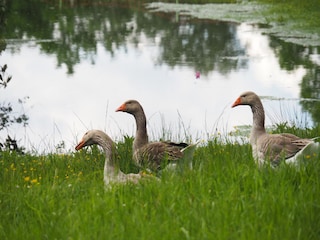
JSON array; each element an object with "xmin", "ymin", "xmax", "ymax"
[
  {"xmin": 133, "ymin": 110, "xmax": 148, "ymax": 150},
  {"xmin": 251, "ymin": 101, "xmax": 266, "ymax": 133}
]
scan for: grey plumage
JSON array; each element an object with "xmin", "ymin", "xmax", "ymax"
[
  {"xmin": 75, "ymin": 129, "xmax": 142, "ymax": 186},
  {"xmin": 232, "ymin": 91, "xmax": 319, "ymax": 167},
  {"xmin": 116, "ymin": 100, "xmax": 197, "ymax": 171}
]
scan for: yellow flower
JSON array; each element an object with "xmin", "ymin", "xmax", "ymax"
[
  {"xmin": 24, "ymin": 176, "xmax": 30, "ymax": 182},
  {"xmin": 10, "ymin": 163, "xmax": 16, "ymax": 171},
  {"xmin": 31, "ymin": 179, "xmax": 38, "ymax": 184}
]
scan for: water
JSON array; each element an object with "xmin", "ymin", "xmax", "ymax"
[{"xmin": 1, "ymin": 1, "xmax": 319, "ymax": 153}]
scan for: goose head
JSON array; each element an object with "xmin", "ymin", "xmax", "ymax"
[
  {"xmin": 231, "ymin": 91, "xmax": 260, "ymax": 108},
  {"xmin": 75, "ymin": 130, "xmax": 111, "ymax": 150},
  {"xmin": 115, "ymin": 100, "xmax": 143, "ymax": 115}
]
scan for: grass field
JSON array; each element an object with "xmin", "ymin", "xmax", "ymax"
[
  {"xmin": 1, "ymin": 125, "xmax": 320, "ymax": 240},
  {"xmin": 1, "ymin": 0, "xmax": 319, "ymax": 239}
]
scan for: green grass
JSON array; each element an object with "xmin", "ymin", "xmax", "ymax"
[
  {"xmin": 1, "ymin": 127, "xmax": 320, "ymax": 239},
  {"xmin": 258, "ymin": 0, "xmax": 320, "ymax": 27},
  {"xmin": 148, "ymin": 0, "xmax": 320, "ymax": 46}
]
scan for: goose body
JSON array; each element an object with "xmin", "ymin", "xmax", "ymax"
[
  {"xmin": 116, "ymin": 100, "xmax": 197, "ymax": 171},
  {"xmin": 75, "ymin": 130, "xmax": 142, "ymax": 186},
  {"xmin": 232, "ymin": 91, "xmax": 319, "ymax": 166}
]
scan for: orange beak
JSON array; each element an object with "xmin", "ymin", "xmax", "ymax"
[
  {"xmin": 115, "ymin": 103, "xmax": 126, "ymax": 112},
  {"xmin": 231, "ymin": 97, "xmax": 241, "ymax": 108},
  {"xmin": 75, "ymin": 140, "xmax": 85, "ymax": 151}
]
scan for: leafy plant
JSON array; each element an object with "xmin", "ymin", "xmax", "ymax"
[{"xmin": 0, "ymin": 64, "xmax": 29, "ymax": 153}]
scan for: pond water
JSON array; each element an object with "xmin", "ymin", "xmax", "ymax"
[{"xmin": 1, "ymin": 1, "xmax": 320, "ymax": 153}]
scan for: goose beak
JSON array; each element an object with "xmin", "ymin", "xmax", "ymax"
[
  {"xmin": 231, "ymin": 97, "xmax": 241, "ymax": 108},
  {"xmin": 75, "ymin": 140, "xmax": 85, "ymax": 151},
  {"xmin": 115, "ymin": 103, "xmax": 126, "ymax": 112}
]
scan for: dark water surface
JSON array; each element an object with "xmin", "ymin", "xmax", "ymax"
[{"xmin": 1, "ymin": 1, "xmax": 320, "ymax": 152}]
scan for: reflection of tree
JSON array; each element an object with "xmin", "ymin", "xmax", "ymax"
[
  {"xmin": 300, "ymin": 67, "xmax": 320, "ymax": 123},
  {"xmin": 3, "ymin": 0, "xmax": 247, "ymax": 75},
  {"xmin": 138, "ymin": 14, "xmax": 247, "ymax": 75},
  {"xmin": 269, "ymin": 37, "xmax": 320, "ymax": 124},
  {"xmin": 3, "ymin": 0, "xmax": 320, "ymax": 109},
  {"xmin": 0, "ymin": 0, "xmax": 7, "ymax": 52},
  {"xmin": 269, "ymin": 37, "xmax": 308, "ymax": 71},
  {"xmin": 4, "ymin": 1, "xmax": 136, "ymax": 74}
]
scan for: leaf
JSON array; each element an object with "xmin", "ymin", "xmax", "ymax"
[{"xmin": 2, "ymin": 64, "xmax": 7, "ymax": 72}]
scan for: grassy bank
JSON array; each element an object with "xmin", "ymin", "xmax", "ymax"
[
  {"xmin": 257, "ymin": 0, "xmax": 319, "ymax": 31},
  {"xmin": 1, "ymin": 126, "xmax": 320, "ymax": 239},
  {"xmin": 147, "ymin": 0, "xmax": 320, "ymax": 46}
]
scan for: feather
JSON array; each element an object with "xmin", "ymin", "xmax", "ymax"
[{"xmin": 232, "ymin": 91, "xmax": 320, "ymax": 167}]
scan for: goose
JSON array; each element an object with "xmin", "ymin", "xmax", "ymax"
[
  {"xmin": 231, "ymin": 91, "xmax": 320, "ymax": 167},
  {"xmin": 116, "ymin": 100, "xmax": 197, "ymax": 172},
  {"xmin": 75, "ymin": 129, "xmax": 143, "ymax": 186}
]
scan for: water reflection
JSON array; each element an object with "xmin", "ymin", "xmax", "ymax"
[
  {"xmin": 1, "ymin": 1, "xmax": 319, "ymax": 153},
  {"xmin": 150, "ymin": 15, "xmax": 248, "ymax": 75}
]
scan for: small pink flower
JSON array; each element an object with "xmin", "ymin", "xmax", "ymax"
[{"xmin": 195, "ymin": 71, "xmax": 200, "ymax": 79}]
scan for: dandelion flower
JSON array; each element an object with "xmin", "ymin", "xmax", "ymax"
[{"xmin": 31, "ymin": 179, "xmax": 38, "ymax": 184}]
